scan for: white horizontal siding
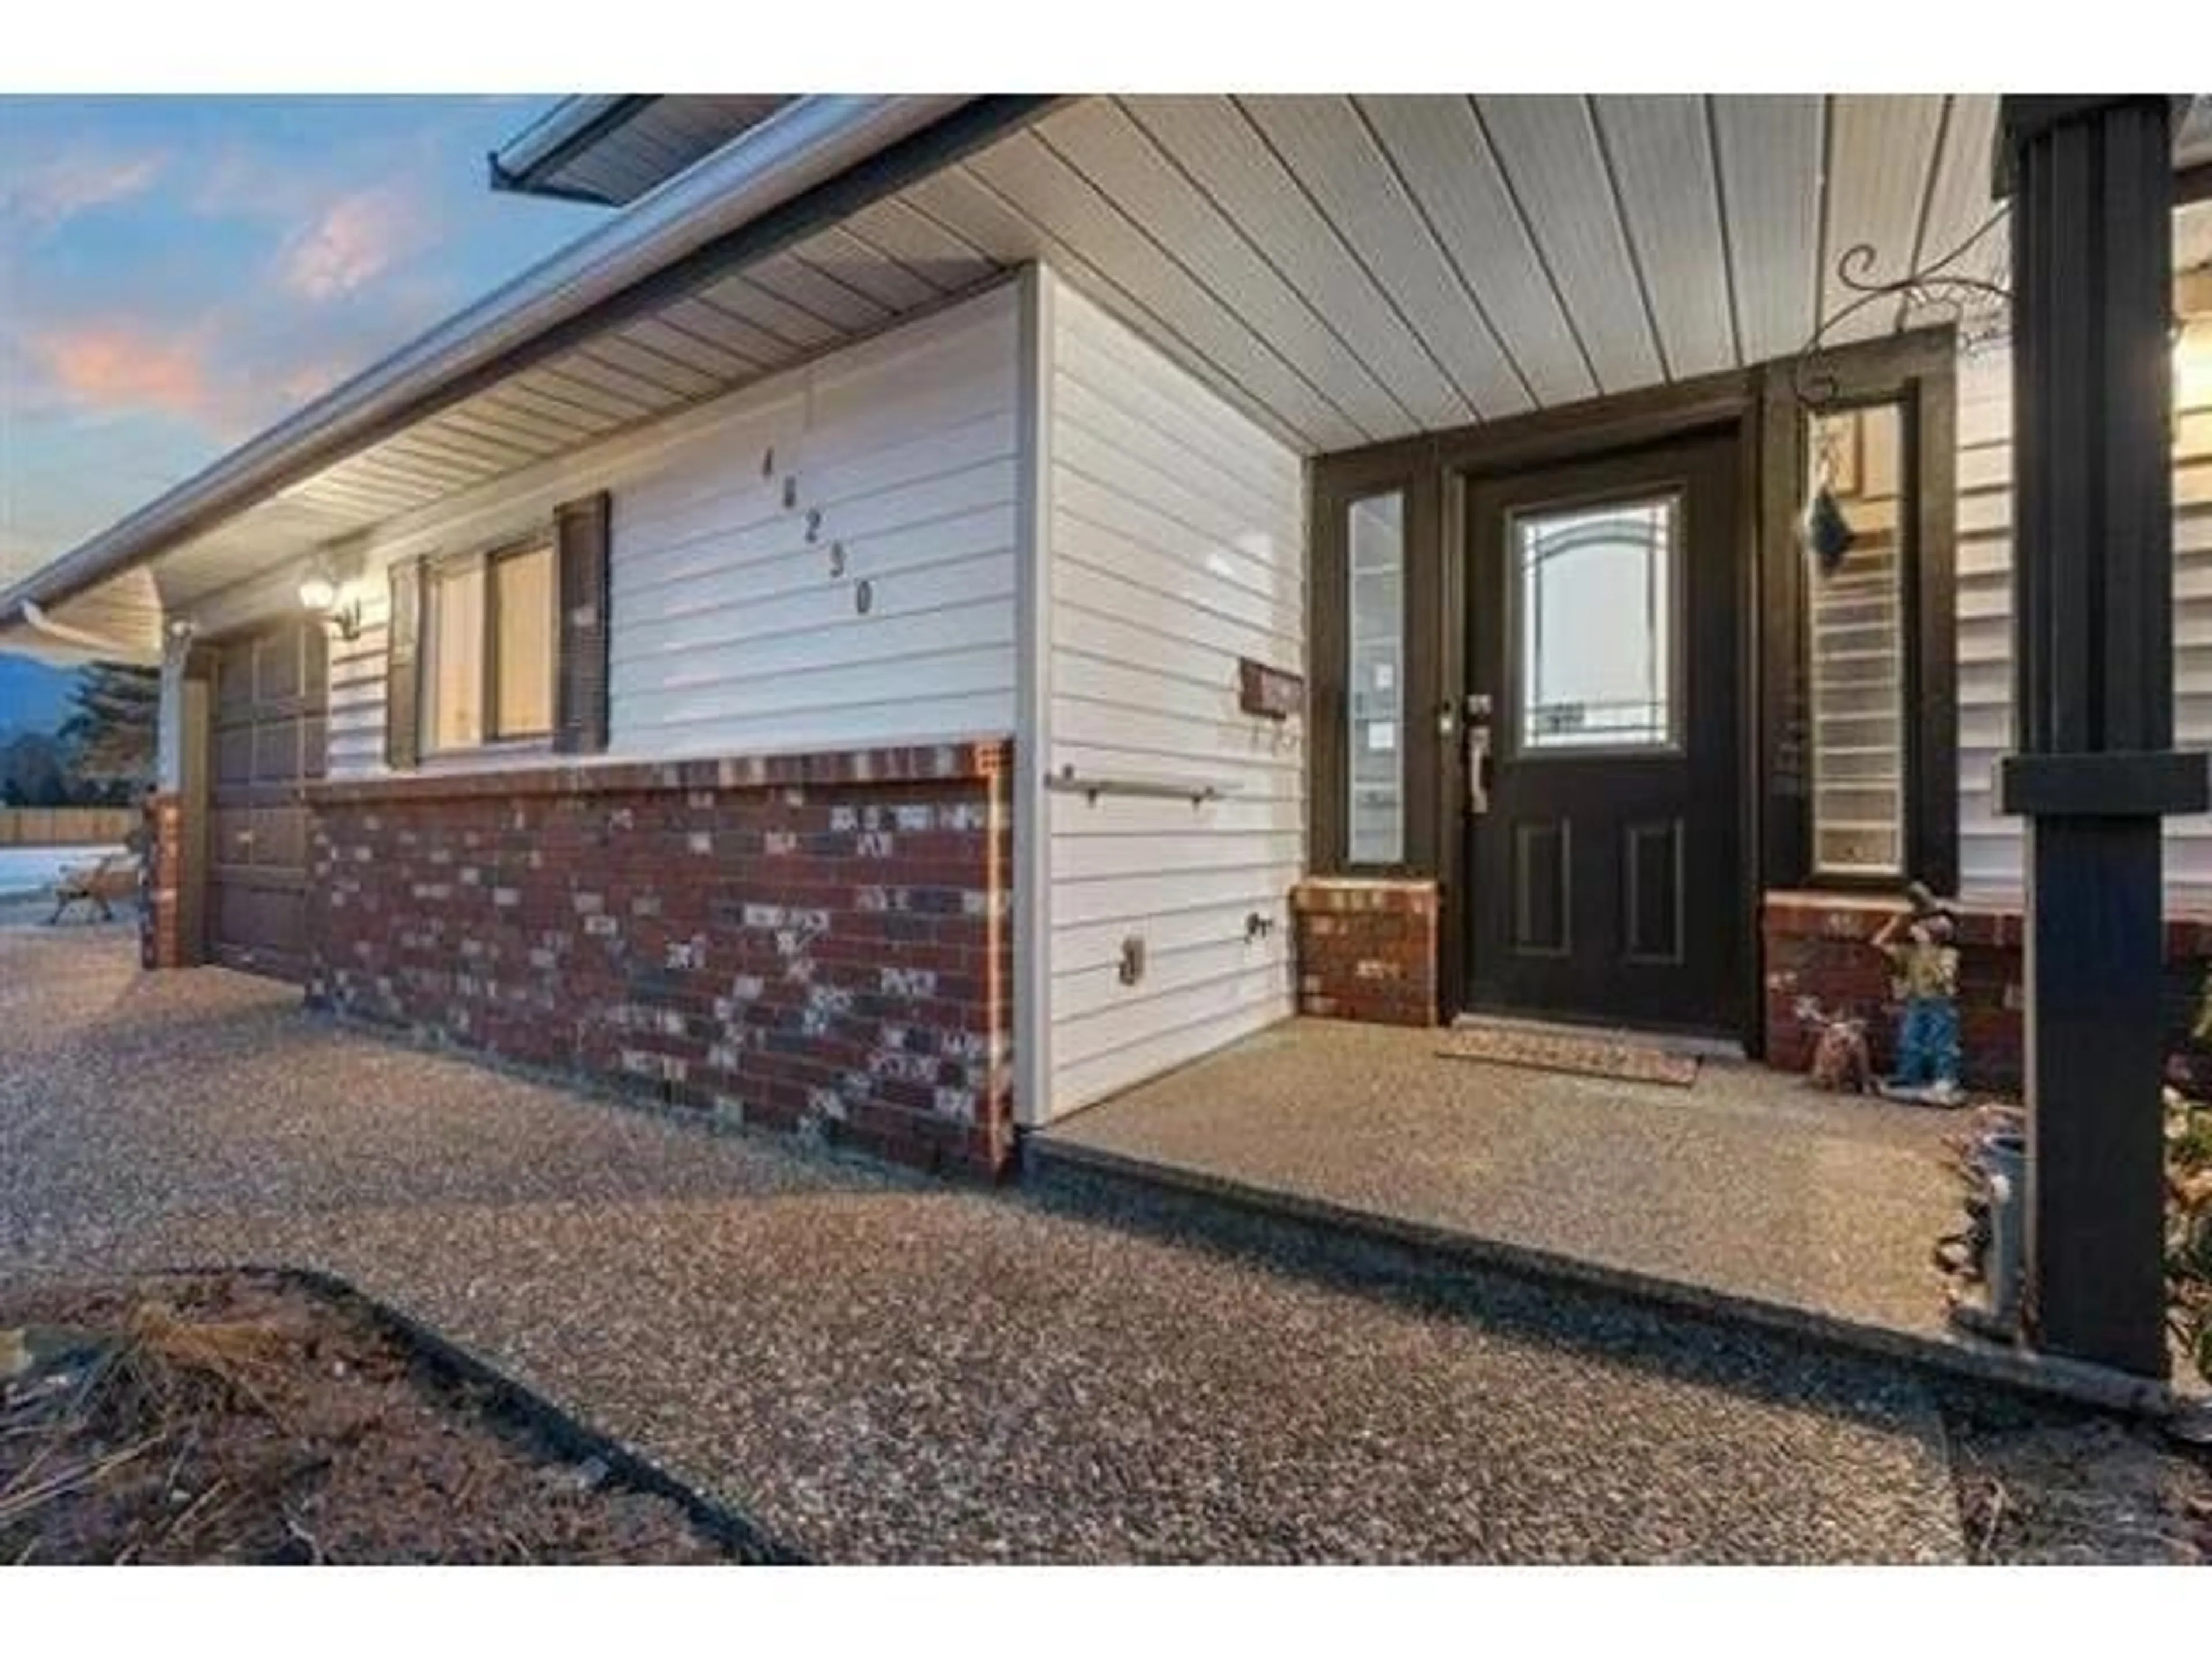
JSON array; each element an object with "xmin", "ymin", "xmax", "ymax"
[
  {"xmin": 313, "ymin": 283, "xmax": 1020, "ymax": 779},
  {"xmin": 611, "ymin": 284, "xmax": 1020, "ymax": 760},
  {"xmin": 325, "ymin": 605, "xmax": 391, "ymax": 778},
  {"xmin": 1954, "ymin": 340, "xmax": 2212, "ymax": 903},
  {"xmin": 1042, "ymin": 275, "xmax": 1308, "ymax": 1119}
]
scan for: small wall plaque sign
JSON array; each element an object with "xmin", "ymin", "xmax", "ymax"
[{"xmin": 1238, "ymin": 658, "xmax": 1305, "ymax": 722}]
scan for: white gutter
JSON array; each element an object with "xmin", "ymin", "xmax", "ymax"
[
  {"xmin": 490, "ymin": 94, "xmax": 644, "ymax": 182},
  {"xmin": 21, "ymin": 600, "xmax": 157, "ymax": 665},
  {"xmin": 0, "ymin": 603, "xmax": 153, "ymax": 669},
  {"xmin": 0, "ymin": 93, "xmax": 975, "ymax": 624}
]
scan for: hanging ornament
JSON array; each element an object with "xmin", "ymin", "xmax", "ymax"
[
  {"xmin": 1786, "ymin": 210, "xmax": 2013, "ymax": 581},
  {"xmin": 1803, "ymin": 486, "xmax": 1854, "ymax": 575},
  {"xmin": 1801, "ymin": 424, "xmax": 1855, "ymax": 575}
]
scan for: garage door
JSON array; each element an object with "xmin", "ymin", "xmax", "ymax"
[{"xmin": 209, "ymin": 620, "xmax": 327, "ymax": 980}]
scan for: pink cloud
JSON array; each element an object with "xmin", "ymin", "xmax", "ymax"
[
  {"xmin": 28, "ymin": 321, "xmax": 215, "ymax": 422},
  {"xmin": 2, "ymin": 153, "xmax": 165, "ymax": 229},
  {"xmin": 16, "ymin": 316, "xmax": 386, "ymax": 442},
  {"xmin": 279, "ymin": 188, "xmax": 421, "ymax": 301}
]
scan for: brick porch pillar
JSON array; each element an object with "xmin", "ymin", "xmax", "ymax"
[
  {"xmin": 139, "ymin": 790, "xmax": 185, "ymax": 969},
  {"xmin": 1291, "ymin": 877, "xmax": 1440, "ymax": 1027}
]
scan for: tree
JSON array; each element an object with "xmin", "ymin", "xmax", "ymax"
[
  {"xmin": 58, "ymin": 662, "xmax": 157, "ymax": 791},
  {"xmin": 0, "ymin": 730, "xmax": 72, "ymax": 806}
]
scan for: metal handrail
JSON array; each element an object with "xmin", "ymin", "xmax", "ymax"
[{"xmin": 1045, "ymin": 766, "xmax": 1231, "ymax": 807}]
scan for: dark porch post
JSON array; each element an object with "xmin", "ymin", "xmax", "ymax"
[{"xmin": 1994, "ymin": 96, "xmax": 2199, "ymax": 1378}]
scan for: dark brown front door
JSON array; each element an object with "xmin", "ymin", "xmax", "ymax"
[
  {"xmin": 1461, "ymin": 433, "xmax": 1744, "ymax": 1036},
  {"xmin": 208, "ymin": 620, "xmax": 327, "ymax": 981}
]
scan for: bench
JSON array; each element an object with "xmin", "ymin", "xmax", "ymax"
[{"xmin": 48, "ymin": 853, "xmax": 143, "ymax": 925}]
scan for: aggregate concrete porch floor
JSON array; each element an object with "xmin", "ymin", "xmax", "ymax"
[
  {"xmin": 1035, "ymin": 1018, "xmax": 1964, "ymax": 1347},
  {"xmin": 0, "ymin": 927, "xmax": 1967, "ymax": 1561}
]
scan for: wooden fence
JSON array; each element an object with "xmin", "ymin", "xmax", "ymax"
[{"xmin": 0, "ymin": 806, "xmax": 137, "ymax": 847}]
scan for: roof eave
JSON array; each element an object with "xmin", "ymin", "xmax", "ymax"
[{"xmin": 0, "ymin": 93, "xmax": 1001, "ymax": 631}]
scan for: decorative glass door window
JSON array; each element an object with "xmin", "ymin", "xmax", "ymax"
[
  {"xmin": 1346, "ymin": 490, "xmax": 1406, "ymax": 864},
  {"xmin": 1805, "ymin": 402, "xmax": 1907, "ymax": 877},
  {"xmin": 1511, "ymin": 494, "xmax": 1679, "ymax": 752}
]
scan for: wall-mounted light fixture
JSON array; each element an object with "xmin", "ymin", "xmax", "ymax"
[{"xmin": 298, "ymin": 567, "xmax": 362, "ymax": 642}]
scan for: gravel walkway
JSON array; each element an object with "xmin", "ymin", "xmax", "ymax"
[{"xmin": 0, "ymin": 928, "xmax": 1967, "ymax": 1561}]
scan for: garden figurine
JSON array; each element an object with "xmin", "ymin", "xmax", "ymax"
[
  {"xmin": 1872, "ymin": 880, "xmax": 1964, "ymax": 1107},
  {"xmin": 1796, "ymin": 995, "xmax": 1872, "ymax": 1093}
]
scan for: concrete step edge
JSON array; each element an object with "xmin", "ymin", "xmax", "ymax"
[{"xmin": 1024, "ymin": 1133, "xmax": 2182, "ymax": 1419}]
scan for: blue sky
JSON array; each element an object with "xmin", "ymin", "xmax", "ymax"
[{"xmin": 0, "ymin": 96, "xmax": 598, "ymax": 586}]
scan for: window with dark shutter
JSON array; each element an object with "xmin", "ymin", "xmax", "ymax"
[
  {"xmin": 384, "ymin": 556, "xmax": 423, "ymax": 771},
  {"xmin": 553, "ymin": 491, "xmax": 611, "ymax": 755},
  {"xmin": 418, "ymin": 540, "xmax": 555, "ymax": 753}
]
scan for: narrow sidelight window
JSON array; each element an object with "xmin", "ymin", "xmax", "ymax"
[
  {"xmin": 1805, "ymin": 402, "xmax": 1907, "ymax": 877},
  {"xmin": 1346, "ymin": 489, "xmax": 1406, "ymax": 865}
]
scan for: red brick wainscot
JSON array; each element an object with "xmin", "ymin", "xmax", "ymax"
[
  {"xmin": 1290, "ymin": 877, "xmax": 1440, "ymax": 1028},
  {"xmin": 1763, "ymin": 889, "xmax": 2212, "ymax": 1093},
  {"xmin": 305, "ymin": 742, "xmax": 1015, "ymax": 1177},
  {"xmin": 141, "ymin": 789, "xmax": 188, "ymax": 969}
]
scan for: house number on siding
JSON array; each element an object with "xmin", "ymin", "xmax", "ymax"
[
  {"xmin": 828, "ymin": 542, "xmax": 846, "ymax": 577},
  {"xmin": 854, "ymin": 579, "xmax": 873, "ymax": 615}
]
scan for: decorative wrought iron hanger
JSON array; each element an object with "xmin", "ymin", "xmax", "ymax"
[
  {"xmin": 1789, "ymin": 205, "xmax": 2014, "ymax": 567},
  {"xmin": 1789, "ymin": 205, "xmax": 2014, "ymax": 410}
]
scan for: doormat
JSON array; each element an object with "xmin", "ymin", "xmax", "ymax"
[{"xmin": 1435, "ymin": 1026, "xmax": 1700, "ymax": 1088}]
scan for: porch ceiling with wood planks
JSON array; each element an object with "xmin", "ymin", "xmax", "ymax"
[
  {"xmin": 910, "ymin": 94, "xmax": 2013, "ymax": 452},
  {"xmin": 51, "ymin": 94, "xmax": 2212, "ymax": 645}
]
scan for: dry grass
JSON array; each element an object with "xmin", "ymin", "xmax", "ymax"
[
  {"xmin": 90, "ymin": 1300, "xmax": 299, "ymax": 1428},
  {"xmin": 1943, "ymin": 1391, "xmax": 2212, "ymax": 1565},
  {"xmin": 1, "ymin": 1274, "xmax": 734, "ymax": 1565},
  {"xmin": 1, "ymin": 1297, "xmax": 301, "ymax": 1541}
]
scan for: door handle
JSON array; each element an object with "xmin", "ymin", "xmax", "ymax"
[{"xmin": 1467, "ymin": 722, "xmax": 1493, "ymax": 816}]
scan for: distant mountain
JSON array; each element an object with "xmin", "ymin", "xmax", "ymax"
[{"xmin": 0, "ymin": 657, "xmax": 77, "ymax": 737}]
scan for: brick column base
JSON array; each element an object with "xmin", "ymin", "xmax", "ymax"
[
  {"xmin": 141, "ymin": 791, "xmax": 185, "ymax": 969},
  {"xmin": 1291, "ymin": 877, "xmax": 1440, "ymax": 1027}
]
